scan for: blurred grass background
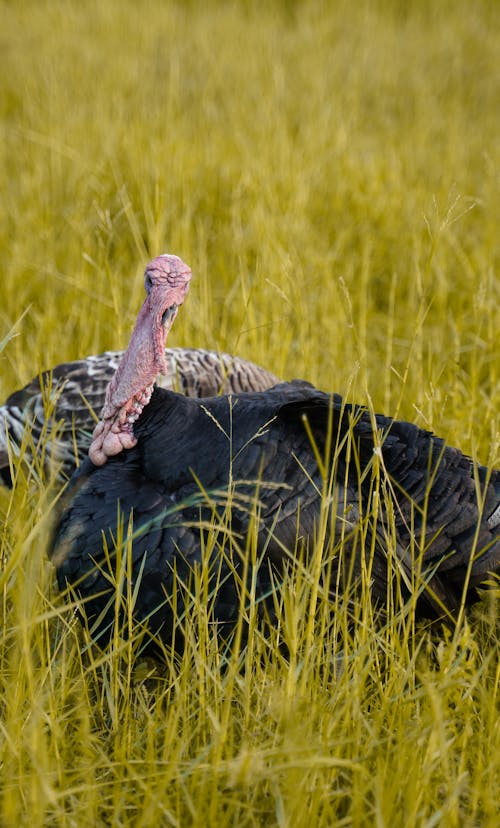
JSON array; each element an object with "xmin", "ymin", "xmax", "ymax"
[{"xmin": 0, "ymin": 0, "xmax": 499, "ymax": 825}]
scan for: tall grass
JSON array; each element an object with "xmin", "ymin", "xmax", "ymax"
[{"xmin": 0, "ymin": 0, "xmax": 499, "ymax": 824}]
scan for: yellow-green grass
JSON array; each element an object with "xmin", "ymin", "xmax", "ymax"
[{"xmin": 1, "ymin": 0, "xmax": 499, "ymax": 824}]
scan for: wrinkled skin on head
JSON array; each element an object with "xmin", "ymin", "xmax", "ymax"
[{"xmin": 89, "ymin": 254, "xmax": 192, "ymax": 466}]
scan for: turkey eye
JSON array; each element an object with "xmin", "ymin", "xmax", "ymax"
[{"xmin": 144, "ymin": 274, "xmax": 152, "ymax": 291}]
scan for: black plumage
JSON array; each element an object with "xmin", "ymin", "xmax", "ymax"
[{"xmin": 50, "ymin": 381, "xmax": 500, "ymax": 650}]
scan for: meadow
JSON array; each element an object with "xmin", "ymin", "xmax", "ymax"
[{"xmin": 0, "ymin": 0, "xmax": 499, "ymax": 824}]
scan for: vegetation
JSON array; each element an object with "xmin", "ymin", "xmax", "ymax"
[{"xmin": 1, "ymin": 0, "xmax": 499, "ymax": 824}]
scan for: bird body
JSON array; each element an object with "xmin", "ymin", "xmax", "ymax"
[
  {"xmin": 51, "ymin": 382, "xmax": 500, "ymax": 645},
  {"xmin": 46, "ymin": 254, "xmax": 500, "ymax": 650}
]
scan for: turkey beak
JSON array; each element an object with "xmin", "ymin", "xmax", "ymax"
[
  {"xmin": 161, "ymin": 304, "xmax": 178, "ymax": 329},
  {"xmin": 149, "ymin": 272, "xmax": 190, "ymax": 371}
]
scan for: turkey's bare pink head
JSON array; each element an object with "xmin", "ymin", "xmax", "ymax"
[{"xmin": 89, "ymin": 254, "xmax": 191, "ymax": 466}]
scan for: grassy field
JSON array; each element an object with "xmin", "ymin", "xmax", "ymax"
[{"xmin": 1, "ymin": 0, "xmax": 499, "ymax": 824}]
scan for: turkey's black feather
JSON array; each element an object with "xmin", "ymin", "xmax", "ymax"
[{"xmin": 49, "ymin": 382, "xmax": 500, "ymax": 649}]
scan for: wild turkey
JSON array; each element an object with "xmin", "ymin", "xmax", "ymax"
[
  {"xmin": 0, "ymin": 348, "xmax": 279, "ymax": 487},
  {"xmin": 49, "ymin": 254, "xmax": 500, "ymax": 651}
]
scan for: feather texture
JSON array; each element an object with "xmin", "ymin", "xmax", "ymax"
[{"xmin": 50, "ymin": 382, "xmax": 500, "ymax": 648}]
